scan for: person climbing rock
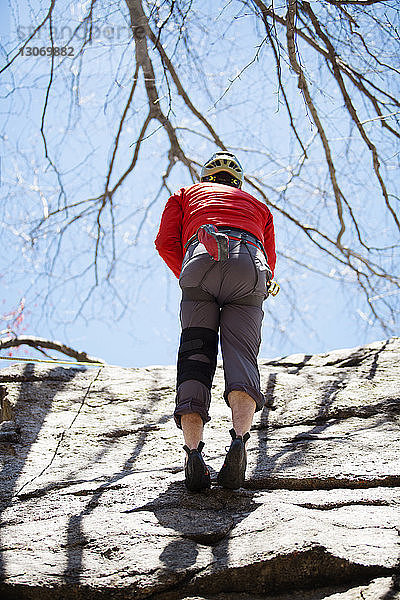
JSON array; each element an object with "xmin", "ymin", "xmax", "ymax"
[{"xmin": 155, "ymin": 151, "xmax": 277, "ymax": 491}]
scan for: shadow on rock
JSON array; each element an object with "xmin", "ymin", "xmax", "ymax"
[
  {"xmin": 62, "ymin": 371, "xmax": 172, "ymax": 584},
  {"xmin": 126, "ymin": 480, "xmax": 261, "ymax": 573},
  {"xmin": 0, "ymin": 364, "xmax": 81, "ymax": 580}
]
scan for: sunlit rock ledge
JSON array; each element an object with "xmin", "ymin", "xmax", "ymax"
[{"xmin": 0, "ymin": 338, "xmax": 399, "ymax": 600}]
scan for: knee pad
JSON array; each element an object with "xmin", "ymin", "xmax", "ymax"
[{"xmin": 177, "ymin": 327, "xmax": 218, "ymax": 389}]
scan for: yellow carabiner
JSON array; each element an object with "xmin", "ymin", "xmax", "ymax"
[{"xmin": 268, "ymin": 280, "xmax": 280, "ymax": 297}]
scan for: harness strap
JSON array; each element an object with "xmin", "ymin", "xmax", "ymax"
[
  {"xmin": 221, "ymin": 232, "xmax": 269, "ymax": 265},
  {"xmin": 184, "ymin": 227, "xmax": 269, "ymax": 264},
  {"xmin": 184, "ymin": 233, "xmax": 198, "ymax": 251},
  {"xmin": 227, "ymin": 235, "xmax": 262, "ymax": 252}
]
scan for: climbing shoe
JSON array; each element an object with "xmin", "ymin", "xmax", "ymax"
[
  {"xmin": 197, "ymin": 224, "xmax": 229, "ymax": 262},
  {"xmin": 183, "ymin": 441, "xmax": 211, "ymax": 492},
  {"xmin": 217, "ymin": 429, "xmax": 250, "ymax": 490}
]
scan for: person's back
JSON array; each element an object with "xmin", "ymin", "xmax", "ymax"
[
  {"xmin": 155, "ymin": 180, "xmax": 276, "ymax": 279},
  {"xmin": 155, "ymin": 151, "xmax": 277, "ymax": 492}
]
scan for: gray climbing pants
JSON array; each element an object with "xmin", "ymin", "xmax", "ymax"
[{"xmin": 174, "ymin": 228, "xmax": 272, "ymax": 428}]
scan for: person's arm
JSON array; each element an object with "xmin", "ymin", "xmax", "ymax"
[
  {"xmin": 263, "ymin": 211, "xmax": 276, "ymax": 279},
  {"xmin": 155, "ymin": 190, "xmax": 184, "ymax": 278}
]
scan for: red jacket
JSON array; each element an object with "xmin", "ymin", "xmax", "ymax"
[{"xmin": 155, "ymin": 182, "xmax": 276, "ymax": 278}]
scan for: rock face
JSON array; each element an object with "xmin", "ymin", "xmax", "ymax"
[{"xmin": 0, "ymin": 338, "xmax": 399, "ymax": 600}]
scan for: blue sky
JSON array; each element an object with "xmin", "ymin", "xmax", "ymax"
[{"xmin": 0, "ymin": 0, "xmax": 397, "ymax": 368}]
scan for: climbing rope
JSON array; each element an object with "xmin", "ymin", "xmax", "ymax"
[{"xmin": 0, "ymin": 355, "xmax": 119, "ymax": 368}]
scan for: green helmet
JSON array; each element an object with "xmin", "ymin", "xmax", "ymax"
[{"xmin": 200, "ymin": 152, "xmax": 244, "ymax": 188}]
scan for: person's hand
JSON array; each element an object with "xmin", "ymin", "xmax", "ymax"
[{"xmin": 268, "ymin": 280, "xmax": 280, "ymax": 296}]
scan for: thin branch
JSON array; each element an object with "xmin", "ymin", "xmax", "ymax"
[
  {"xmin": 154, "ymin": 0, "xmax": 176, "ymax": 47},
  {"xmin": 302, "ymin": 1, "xmax": 400, "ymax": 233},
  {"xmin": 40, "ymin": 10, "xmax": 55, "ymax": 161},
  {"xmin": 252, "ymin": 0, "xmax": 400, "ymax": 111},
  {"xmin": 0, "ymin": 335, "xmax": 105, "ymax": 363},
  {"xmin": 110, "ymin": 111, "xmax": 153, "ymax": 195},
  {"xmin": 141, "ymin": 6, "xmax": 227, "ymax": 149},
  {"xmin": 324, "ymin": 1, "xmax": 391, "ymax": 6},
  {"xmin": 104, "ymin": 63, "xmax": 140, "ymax": 193},
  {"xmin": 286, "ymin": 0, "xmax": 347, "ymax": 246},
  {"xmin": 212, "ymin": 36, "xmax": 269, "ymax": 108},
  {"xmin": 257, "ymin": 5, "xmax": 308, "ymax": 157},
  {"xmin": 246, "ymin": 173, "xmax": 400, "ymax": 288},
  {"xmin": 353, "ymin": 29, "xmax": 400, "ymax": 76},
  {"xmin": 0, "ymin": 0, "xmax": 56, "ymax": 74}
]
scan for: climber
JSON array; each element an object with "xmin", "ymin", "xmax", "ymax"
[{"xmin": 155, "ymin": 151, "xmax": 277, "ymax": 492}]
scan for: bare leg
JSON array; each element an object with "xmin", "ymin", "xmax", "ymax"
[
  {"xmin": 181, "ymin": 412, "xmax": 210, "ymax": 491},
  {"xmin": 217, "ymin": 390, "xmax": 255, "ymax": 489},
  {"xmin": 227, "ymin": 390, "xmax": 256, "ymax": 436},
  {"xmin": 181, "ymin": 413, "xmax": 204, "ymax": 450}
]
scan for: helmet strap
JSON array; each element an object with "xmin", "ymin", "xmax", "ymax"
[{"xmin": 202, "ymin": 172, "xmax": 241, "ymax": 188}]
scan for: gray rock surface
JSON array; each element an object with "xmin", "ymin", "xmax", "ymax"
[{"xmin": 0, "ymin": 337, "xmax": 399, "ymax": 599}]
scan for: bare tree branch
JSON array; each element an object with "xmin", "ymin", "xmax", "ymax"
[
  {"xmin": 302, "ymin": 1, "xmax": 400, "ymax": 232},
  {"xmin": 1, "ymin": 0, "xmax": 398, "ymax": 343},
  {"xmin": 0, "ymin": 335, "xmax": 105, "ymax": 363},
  {"xmin": 286, "ymin": 0, "xmax": 347, "ymax": 246},
  {"xmin": 324, "ymin": 0, "xmax": 390, "ymax": 6},
  {"xmin": 0, "ymin": 0, "xmax": 56, "ymax": 74}
]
